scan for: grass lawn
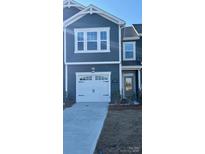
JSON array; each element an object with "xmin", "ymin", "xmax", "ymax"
[{"xmin": 94, "ymin": 106, "xmax": 142, "ymax": 154}]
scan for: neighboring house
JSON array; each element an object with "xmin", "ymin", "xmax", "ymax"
[{"xmin": 63, "ymin": 0, "xmax": 142, "ymax": 103}]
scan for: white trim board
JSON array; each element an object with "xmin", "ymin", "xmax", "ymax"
[
  {"xmin": 64, "ymin": 4, "xmax": 125, "ymax": 27},
  {"xmin": 119, "ymin": 25, "xmax": 122, "ymax": 95},
  {"xmin": 63, "ymin": 0, "xmax": 85, "ymax": 10},
  {"xmin": 76, "ymin": 72, "xmax": 111, "ymax": 76},
  {"xmin": 64, "ymin": 28, "xmax": 67, "ymax": 63},
  {"xmin": 65, "ymin": 65, "xmax": 68, "ymax": 92},
  {"xmin": 123, "ymin": 37, "xmax": 140, "ymax": 41},
  {"xmin": 121, "ymin": 66, "xmax": 142, "ymax": 70},
  {"xmin": 65, "ymin": 61, "xmax": 120, "ymax": 65},
  {"xmin": 132, "ymin": 24, "xmax": 142, "ymax": 37}
]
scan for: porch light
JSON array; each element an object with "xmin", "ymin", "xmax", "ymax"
[{"xmin": 91, "ymin": 67, "xmax": 95, "ymax": 73}]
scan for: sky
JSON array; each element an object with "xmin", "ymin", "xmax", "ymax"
[{"xmin": 76, "ymin": 0, "xmax": 142, "ymax": 26}]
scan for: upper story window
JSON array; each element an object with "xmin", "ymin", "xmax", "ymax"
[
  {"xmin": 123, "ymin": 42, "xmax": 136, "ymax": 61},
  {"xmin": 74, "ymin": 27, "xmax": 110, "ymax": 53}
]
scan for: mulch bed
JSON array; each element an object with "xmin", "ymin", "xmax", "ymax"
[
  {"xmin": 94, "ymin": 106, "xmax": 142, "ymax": 154},
  {"xmin": 109, "ymin": 104, "xmax": 142, "ymax": 111}
]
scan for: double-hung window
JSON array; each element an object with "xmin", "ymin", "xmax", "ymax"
[
  {"xmin": 77, "ymin": 32, "xmax": 84, "ymax": 51},
  {"xmin": 100, "ymin": 31, "xmax": 107, "ymax": 50},
  {"xmin": 87, "ymin": 32, "xmax": 97, "ymax": 50},
  {"xmin": 123, "ymin": 42, "xmax": 136, "ymax": 61},
  {"xmin": 74, "ymin": 27, "xmax": 110, "ymax": 53}
]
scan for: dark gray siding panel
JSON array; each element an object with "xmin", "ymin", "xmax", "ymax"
[
  {"xmin": 122, "ymin": 38, "xmax": 142, "ymax": 66},
  {"xmin": 66, "ymin": 14, "xmax": 120, "ymax": 62},
  {"xmin": 65, "ymin": 64, "xmax": 120, "ymax": 102},
  {"xmin": 63, "ymin": 7, "xmax": 80, "ymax": 21}
]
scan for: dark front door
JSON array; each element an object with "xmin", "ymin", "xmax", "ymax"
[{"xmin": 124, "ymin": 75, "xmax": 135, "ymax": 98}]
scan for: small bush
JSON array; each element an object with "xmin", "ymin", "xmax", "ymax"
[
  {"xmin": 137, "ymin": 89, "xmax": 142, "ymax": 104},
  {"xmin": 111, "ymin": 90, "xmax": 121, "ymax": 104},
  {"xmin": 64, "ymin": 92, "xmax": 75, "ymax": 107}
]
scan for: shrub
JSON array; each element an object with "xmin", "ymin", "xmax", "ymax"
[
  {"xmin": 111, "ymin": 90, "xmax": 121, "ymax": 104},
  {"xmin": 137, "ymin": 89, "xmax": 142, "ymax": 104},
  {"xmin": 64, "ymin": 92, "xmax": 75, "ymax": 107}
]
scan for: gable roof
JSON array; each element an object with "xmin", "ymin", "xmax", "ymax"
[
  {"xmin": 63, "ymin": 0, "xmax": 85, "ymax": 10},
  {"xmin": 122, "ymin": 26, "xmax": 138, "ymax": 38},
  {"xmin": 132, "ymin": 24, "xmax": 142, "ymax": 35},
  {"xmin": 64, "ymin": 4, "xmax": 126, "ymax": 28}
]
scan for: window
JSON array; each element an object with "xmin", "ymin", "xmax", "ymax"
[
  {"xmin": 100, "ymin": 31, "xmax": 107, "ymax": 50},
  {"xmin": 79, "ymin": 75, "xmax": 92, "ymax": 81},
  {"xmin": 77, "ymin": 32, "xmax": 84, "ymax": 51},
  {"xmin": 74, "ymin": 27, "xmax": 110, "ymax": 53},
  {"xmin": 95, "ymin": 75, "xmax": 108, "ymax": 80},
  {"xmin": 123, "ymin": 42, "xmax": 136, "ymax": 60},
  {"xmin": 87, "ymin": 32, "xmax": 97, "ymax": 50}
]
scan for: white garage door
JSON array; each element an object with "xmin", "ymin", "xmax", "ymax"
[{"xmin": 76, "ymin": 72, "xmax": 111, "ymax": 102}]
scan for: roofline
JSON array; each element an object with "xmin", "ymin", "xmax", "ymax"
[
  {"xmin": 132, "ymin": 24, "xmax": 142, "ymax": 36},
  {"xmin": 64, "ymin": 4, "xmax": 126, "ymax": 27},
  {"xmin": 63, "ymin": 0, "xmax": 86, "ymax": 10}
]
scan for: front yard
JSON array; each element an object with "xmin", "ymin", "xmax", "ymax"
[{"xmin": 94, "ymin": 105, "xmax": 142, "ymax": 154}]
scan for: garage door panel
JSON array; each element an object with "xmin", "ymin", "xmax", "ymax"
[{"xmin": 76, "ymin": 73, "xmax": 110, "ymax": 102}]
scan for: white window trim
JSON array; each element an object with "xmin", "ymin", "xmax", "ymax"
[
  {"xmin": 74, "ymin": 27, "xmax": 110, "ymax": 53},
  {"xmin": 123, "ymin": 41, "xmax": 136, "ymax": 61}
]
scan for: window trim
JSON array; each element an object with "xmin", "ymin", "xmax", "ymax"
[
  {"xmin": 74, "ymin": 27, "xmax": 110, "ymax": 53},
  {"xmin": 123, "ymin": 41, "xmax": 136, "ymax": 61}
]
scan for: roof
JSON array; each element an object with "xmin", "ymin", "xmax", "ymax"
[
  {"xmin": 122, "ymin": 26, "xmax": 138, "ymax": 38},
  {"xmin": 64, "ymin": 4, "xmax": 126, "ymax": 27},
  {"xmin": 133, "ymin": 24, "xmax": 142, "ymax": 35}
]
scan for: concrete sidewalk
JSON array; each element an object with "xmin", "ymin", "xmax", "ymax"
[{"xmin": 63, "ymin": 102, "xmax": 109, "ymax": 154}]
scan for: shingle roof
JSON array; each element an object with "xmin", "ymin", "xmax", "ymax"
[
  {"xmin": 121, "ymin": 26, "xmax": 138, "ymax": 38},
  {"xmin": 133, "ymin": 24, "xmax": 142, "ymax": 34}
]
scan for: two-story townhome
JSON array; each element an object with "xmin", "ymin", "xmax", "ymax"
[{"xmin": 63, "ymin": 0, "xmax": 142, "ymax": 103}]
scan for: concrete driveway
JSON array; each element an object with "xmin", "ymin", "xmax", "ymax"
[{"xmin": 63, "ymin": 102, "xmax": 109, "ymax": 154}]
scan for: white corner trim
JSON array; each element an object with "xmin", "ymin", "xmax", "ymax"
[
  {"xmin": 65, "ymin": 65, "xmax": 68, "ymax": 91},
  {"xmin": 64, "ymin": 28, "xmax": 67, "ymax": 63},
  {"xmin": 74, "ymin": 27, "xmax": 110, "ymax": 53},
  {"xmin": 65, "ymin": 61, "xmax": 120, "ymax": 65},
  {"xmin": 123, "ymin": 41, "xmax": 136, "ymax": 61},
  {"xmin": 64, "ymin": 4, "xmax": 125, "ymax": 27},
  {"xmin": 119, "ymin": 25, "xmax": 122, "ymax": 95},
  {"xmin": 138, "ymin": 70, "xmax": 141, "ymax": 90}
]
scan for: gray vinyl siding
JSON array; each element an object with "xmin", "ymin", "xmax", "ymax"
[
  {"xmin": 65, "ymin": 64, "xmax": 120, "ymax": 102},
  {"xmin": 65, "ymin": 14, "xmax": 120, "ymax": 62},
  {"xmin": 63, "ymin": 7, "xmax": 80, "ymax": 21},
  {"xmin": 122, "ymin": 38, "xmax": 142, "ymax": 66}
]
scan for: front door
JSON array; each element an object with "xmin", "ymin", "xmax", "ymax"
[{"xmin": 123, "ymin": 74, "xmax": 135, "ymax": 98}]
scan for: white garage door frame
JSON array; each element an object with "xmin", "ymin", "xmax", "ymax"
[{"xmin": 76, "ymin": 72, "xmax": 111, "ymax": 102}]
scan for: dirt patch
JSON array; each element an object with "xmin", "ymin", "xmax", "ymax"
[{"xmin": 94, "ymin": 108, "xmax": 142, "ymax": 154}]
